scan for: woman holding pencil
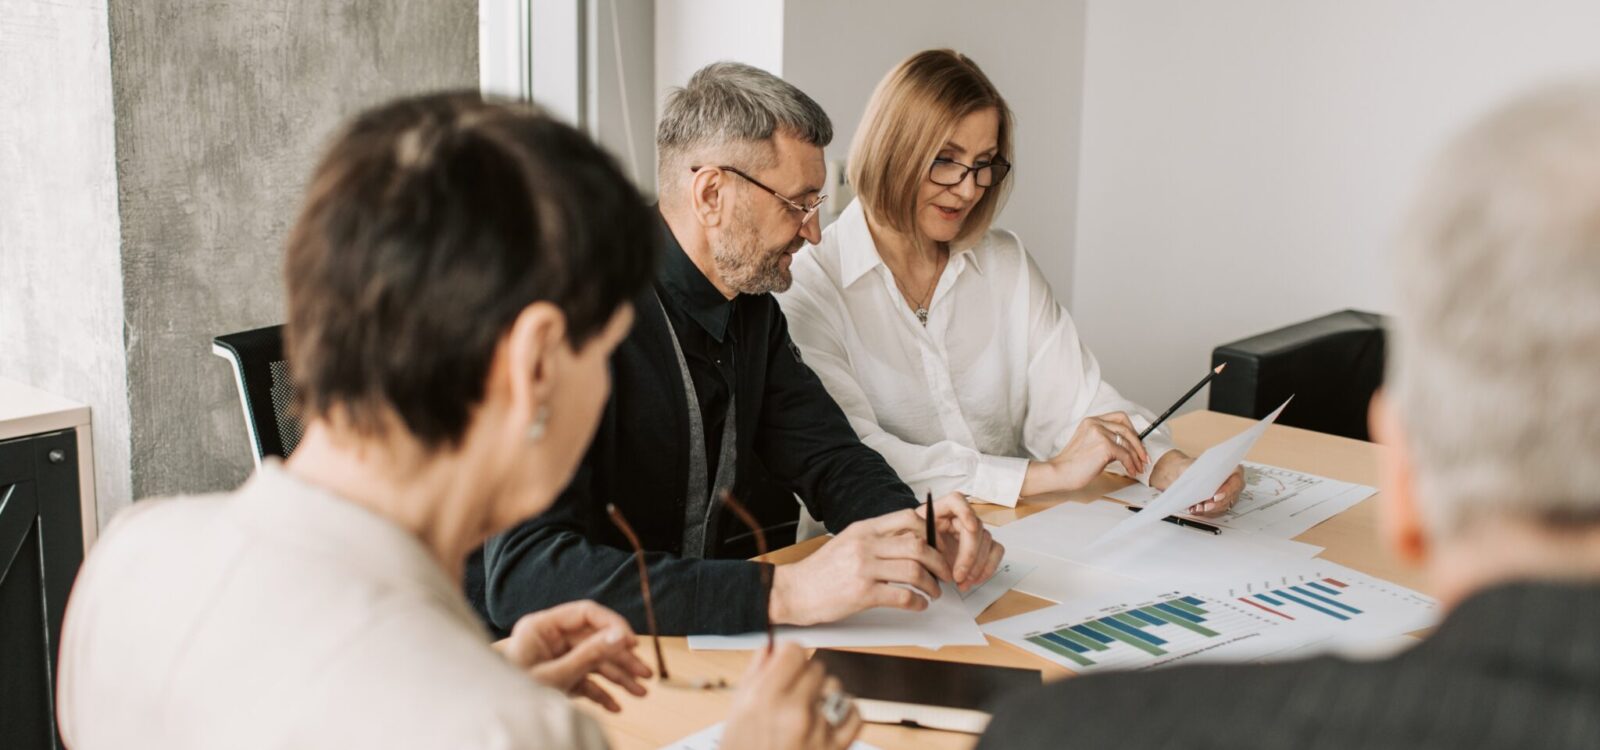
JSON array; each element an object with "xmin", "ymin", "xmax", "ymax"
[{"xmin": 776, "ymin": 49, "xmax": 1243, "ymax": 514}]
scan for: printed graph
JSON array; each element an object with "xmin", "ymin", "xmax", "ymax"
[
  {"xmin": 1016, "ymin": 593, "xmax": 1280, "ymax": 672},
  {"xmin": 1223, "ymin": 570, "xmax": 1437, "ymax": 627}
]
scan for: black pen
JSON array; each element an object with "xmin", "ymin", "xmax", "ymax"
[
  {"xmin": 1140, "ymin": 363, "xmax": 1227, "ymax": 440},
  {"xmin": 1125, "ymin": 503, "xmax": 1221, "ymax": 535},
  {"xmin": 924, "ymin": 492, "xmax": 937, "ymax": 551}
]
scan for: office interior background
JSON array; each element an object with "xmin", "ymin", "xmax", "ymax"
[{"xmin": 4, "ymin": 0, "xmax": 1600, "ymax": 546}]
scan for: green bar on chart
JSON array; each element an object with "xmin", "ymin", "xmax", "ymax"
[
  {"xmin": 1166, "ymin": 599, "xmax": 1208, "ymax": 617},
  {"xmin": 1054, "ymin": 628, "xmax": 1107, "ymax": 652},
  {"xmin": 1143, "ymin": 606, "xmax": 1221, "ymax": 637},
  {"xmin": 1084, "ymin": 621, "xmax": 1166, "ymax": 657}
]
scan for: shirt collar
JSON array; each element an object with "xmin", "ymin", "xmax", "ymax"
[
  {"xmin": 657, "ymin": 211, "xmax": 735, "ymax": 342},
  {"xmin": 835, "ymin": 198, "xmax": 986, "ymax": 287}
]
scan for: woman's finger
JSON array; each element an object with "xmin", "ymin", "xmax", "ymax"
[
  {"xmin": 596, "ymin": 658, "xmax": 649, "ymax": 697},
  {"xmin": 576, "ymin": 676, "xmax": 621, "ymax": 713}
]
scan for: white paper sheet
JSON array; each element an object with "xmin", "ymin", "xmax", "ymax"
[
  {"xmin": 1107, "ymin": 461, "xmax": 1377, "ymax": 538},
  {"xmin": 990, "ymin": 500, "xmax": 1321, "ymax": 590},
  {"xmin": 957, "ymin": 560, "xmax": 1035, "ymax": 617},
  {"xmin": 661, "ymin": 721, "xmax": 882, "ymax": 750},
  {"xmin": 688, "ymin": 581, "xmax": 987, "ymax": 651},
  {"xmin": 999, "ymin": 546, "xmax": 1142, "ymax": 603},
  {"xmin": 1090, "ymin": 399, "xmax": 1291, "ymax": 549}
]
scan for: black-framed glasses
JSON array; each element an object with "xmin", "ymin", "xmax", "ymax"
[
  {"xmin": 606, "ymin": 490, "xmax": 773, "ymax": 691},
  {"xmin": 929, "ymin": 157, "xmax": 1012, "ymax": 188},
  {"xmin": 690, "ymin": 165, "xmax": 827, "ymax": 227}
]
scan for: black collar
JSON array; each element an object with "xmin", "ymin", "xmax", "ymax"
[{"xmin": 657, "ymin": 212, "xmax": 735, "ymax": 343}]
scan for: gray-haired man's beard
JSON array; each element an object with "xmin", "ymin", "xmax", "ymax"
[{"xmin": 711, "ymin": 226, "xmax": 798, "ymax": 296}]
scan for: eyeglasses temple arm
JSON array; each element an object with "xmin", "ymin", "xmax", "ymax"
[
  {"xmin": 606, "ymin": 503, "xmax": 670, "ymax": 679},
  {"xmin": 718, "ymin": 490, "xmax": 774, "ymax": 654}
]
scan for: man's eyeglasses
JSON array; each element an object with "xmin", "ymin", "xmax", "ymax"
[
  {"xmin": 606, "ymin": 490, "xmax": 774, "ymax": 690},
  {"xmin": 691, "ymin": 165, "xmax": 827, "ymax": 228},
  {"xmin": 929, "ymin": 157, "xmax": 1012, "ymax": 188}
]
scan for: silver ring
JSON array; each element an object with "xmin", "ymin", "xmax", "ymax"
[
  {"xmin": 819, "ymin": 689, "xmax": 854, "ymax": 728},
  {"xmin": 1113, "ymin": 434, "xmax": 1124, "ymax": 447}
]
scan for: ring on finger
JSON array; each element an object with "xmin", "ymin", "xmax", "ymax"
[
  {"xmin": 819, "ymin": 689, "xmax": 854, "ymax": 728},
  {"xmin": 1113, "ymin": 433, "xmax": 1124, "ymax": 448}
]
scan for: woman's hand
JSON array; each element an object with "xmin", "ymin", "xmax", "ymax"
[
  {"xmin": 1024, "ymin": 412, "xmax": 1150, "ymax": 495},
  {"xmin": 492, "ymin": 600, "xmax": 653, "ymax": 712},
  {"xmin": 1149, "ymin": 451, "xmax": 1246, "ymax": 517},
  {"xmin": 722, "ymin": 643, "xmax": 862, "ymax": 750}
]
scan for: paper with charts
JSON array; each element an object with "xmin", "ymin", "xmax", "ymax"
[
  {"xmin": 982, "ymin": 562, "xmax": 1437, "ymax": 674},
  {"xmin": 660, "ymin": 722, "xmax": 882, "ymax": 750},
  {"xmin": 1108, "ymin": 461, "xmax": 1376, "ymax": 538},
  {"xmin": 1090, "ymin": 399, "xmax": 1290, "ymax": 549}
]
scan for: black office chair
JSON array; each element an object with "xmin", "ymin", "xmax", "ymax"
[
  {"xmin": 1209, "ymin": 309, "xmax": 1386, "ymax": 441},
  {"xmin": 212, "ymin": 324, "xmax": 303, "ymax": 462}
]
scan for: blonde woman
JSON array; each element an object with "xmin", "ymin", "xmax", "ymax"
[{"xmin": 777, "ymin": 50, "xmax": 1242, "ymax": 511}]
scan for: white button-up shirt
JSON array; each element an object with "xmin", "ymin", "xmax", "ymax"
[{"xmin": 777, "ymin": 199, "xmax": 1175, "ymax": 507}]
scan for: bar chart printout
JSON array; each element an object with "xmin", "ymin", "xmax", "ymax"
[
  {"xmin": 987, "ymin": 590, "xmax": 1284, "ymax": 674},
  {"xmin": 1222, "ymin": 568, "xmax": 1437, "ymax": 632}
]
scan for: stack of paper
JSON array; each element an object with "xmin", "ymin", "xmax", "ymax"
[{"xmin": 991, "ymin": 500, "xmax": 1322, "ymax": 593}]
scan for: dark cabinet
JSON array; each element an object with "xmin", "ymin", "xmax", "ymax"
[{"xmin": 0, "ymin": 429, "xmax": 85, "ymax": 750}]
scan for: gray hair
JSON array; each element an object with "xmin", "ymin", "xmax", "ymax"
[
  {"xmin": 656, "ymin": 62, "xmax": 832, "ymax": 196},
  {"xmin": 1391, "ymin": 77, "xmax": 1600, "ymax": 534}
]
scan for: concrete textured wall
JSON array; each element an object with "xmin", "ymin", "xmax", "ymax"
[
  {"xmin": 0, "ymin": 0, "xmax": 133, "ymax": 527},
  {"xmin": 107, "ymin": 0, "xmax": 478, "ymax": 504}
]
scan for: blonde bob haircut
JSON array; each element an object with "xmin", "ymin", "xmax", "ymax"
[{"xmin": 848, "ymin": 49, "xmax": 1014, "ymax": 247}]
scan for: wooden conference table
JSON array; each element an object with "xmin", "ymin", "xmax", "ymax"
[{"xmin": 589, "ymin": 411, "xmax": 1420, "ymax": 749}]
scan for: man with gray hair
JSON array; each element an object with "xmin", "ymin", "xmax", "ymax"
[
  {"xmin": 482, "ymin": 62, "xmax": 1004, "ymax": 637},
  {"xmin": 979, "ymin": 79, "xmax": 1600, "ymax": 748}
]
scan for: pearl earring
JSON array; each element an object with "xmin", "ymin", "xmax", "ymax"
[{"xmin": 526, "ymin": 406, "xmax": 551, "ymax": 442}]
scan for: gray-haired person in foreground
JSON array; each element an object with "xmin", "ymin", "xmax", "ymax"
[
  {"xmin": 980, "ymin": 79, "xmax": 1600, "ymax": 749},
  {"xmin": 480, "ymin": 62, "xmax": 1005, "ymax": 639}
]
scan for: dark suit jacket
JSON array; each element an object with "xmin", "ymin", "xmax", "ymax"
[
  {"xmin": 479, "ymin": 224, "xmax": 916, "ymax": 637},
  {"xmin": 978, "ymin": 581, "xmax": 1600, "ymax": 749}
]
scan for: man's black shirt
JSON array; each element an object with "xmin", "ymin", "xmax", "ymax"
[{"xmin": 480, "ymin": 215, "xmax": 917, "ymax": 635}]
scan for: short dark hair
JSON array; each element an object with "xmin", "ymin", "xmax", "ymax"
[{"xmin": 284, "ymin": 91, "xmax": 656, "ymax": 449}]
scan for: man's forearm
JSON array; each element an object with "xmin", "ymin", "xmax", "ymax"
[{"xmin": 484, "ymin": 524, "xmax": 774, "ymax": 635}]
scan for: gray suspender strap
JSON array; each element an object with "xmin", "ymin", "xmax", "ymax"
[{"xmin": 655, "ymin": 291, "xmax": 738, "ymax": 559}]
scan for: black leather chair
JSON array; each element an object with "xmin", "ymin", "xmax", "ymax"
[
  {"xmin": 212, "ymin": 324, "xmax": 302, "ymax": 462},
  {"xmin": 1209, "ymin": 310, "xmax": 1386, "ymax": 441}
]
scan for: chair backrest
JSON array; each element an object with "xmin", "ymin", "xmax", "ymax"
[
  {"xmin": 212, "ymin": 325, "xmax": 303, "ymax": 463},
  {"xmin": 1209, "ymin": 309, "xmax": 1386, "ymax": 441}
]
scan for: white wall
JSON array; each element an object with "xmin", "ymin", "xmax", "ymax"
[
  {"xmin": 655, "ymin": 0, "xmax": 784, "ymax": 108},
  {"xmin": 782, "ymin": 1, "xmax": 1088, "ymax": 305},
  {"xmin": 1072, "ymin": 0, "xmax": 1600, "ymax": 411},
  {"xmin": 0, "ymin": 0, "xmax": 132, "ymax": 523}
]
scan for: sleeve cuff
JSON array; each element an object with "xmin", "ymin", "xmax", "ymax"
[
  {"xmin": 691, "ymin": 559, "xmax": 773, "ymax": 635},
  {"xmin": 963, "ymin": 454, "xmax": 1030, "ymax": 508}
]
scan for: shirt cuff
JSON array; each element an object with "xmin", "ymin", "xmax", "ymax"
[{"xmin": 963, "ymin": 454, "xmax": 1030, "ymax": 508}]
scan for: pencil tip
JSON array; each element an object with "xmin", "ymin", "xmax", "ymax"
[{"xmin": 1215, "ymin": 363, "xmax": 1227, "ymax": 374}]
